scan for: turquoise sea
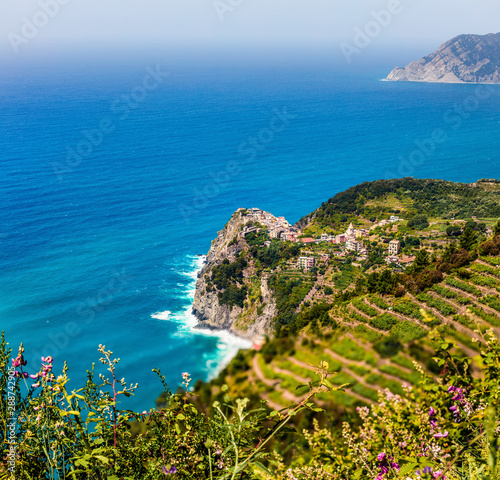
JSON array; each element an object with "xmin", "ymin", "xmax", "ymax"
[{"xmin": 1, "ymin": 53, "xmax": 499, "ymax": 410}]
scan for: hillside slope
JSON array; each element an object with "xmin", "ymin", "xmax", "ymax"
[{"xmin": 386, "ymin": 33, "xmax": 500, "ymax": 83}]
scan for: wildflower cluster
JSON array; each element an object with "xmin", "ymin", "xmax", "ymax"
[
  {"xmin": 375, "ymin": 452, "xmax": 400, "ymax": 480},
  {"xmin": 11, "ymin": 343, "xmax": 28, "ymax": 378}
]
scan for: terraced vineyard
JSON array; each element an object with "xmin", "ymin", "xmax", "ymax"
[{"xmin": 246, "ymin": 256, "xmax": 500, "ymax": 410}]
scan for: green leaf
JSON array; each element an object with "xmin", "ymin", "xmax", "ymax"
[
  {"xmin": 176, "ymin": 413, "xmax": 186, "ymax": 420},
  {"xmin": 253, "ymin": 461, "xmax": 272, "ymax": 475},
  {"xmin": 352, "ymin": 469, "xmax": 363, "ymax": 479},
  {"xmin": 399, "ymin": 463, "xmax": 418, "ymax": 475}
]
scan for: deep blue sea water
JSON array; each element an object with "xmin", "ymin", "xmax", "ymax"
[{"xmin": 1, "ymin": 55, "xmax": 499, "ymax": 411}]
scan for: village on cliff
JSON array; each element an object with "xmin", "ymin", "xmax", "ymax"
[{"xmin": 237, "ymin": 207, "xmax": 415, "ymax": 271}]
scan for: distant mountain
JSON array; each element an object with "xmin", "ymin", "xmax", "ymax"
[{"xmin": 386, "ymin": 33, "xmax": 500, "ymax": 84}]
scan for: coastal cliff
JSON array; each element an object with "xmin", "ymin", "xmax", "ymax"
[
  {"xmin": 192, "ymin": 210, "xmax": 277, "ymax": 341},
  {"xmin": 386, "ymin": 33, "xmax": 500, "ymax": 84}
]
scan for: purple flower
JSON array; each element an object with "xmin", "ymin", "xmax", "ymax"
[
  {"xmin": 447, "ymin": 385, "xmax": 456, "ymax": 393},
  {"xmin": 391, "ymin": 462, "xmax": 400, "ymax": 472},
  {"xmin": 430, "ymin": 419, "xmax": 438, "ymax": 428},
  {"xmin": 377, "ymin": 452, "xmax": 386, "ymax": 462},
  {"xmin": 423, "ymin": 466, "xmax": 433, "ymax": 474},
  {"xmin": 449, "ymin": 405, "xmax": 458, "ymax": 412},
  {"xmin": 433, "ymin": 470, "xmax": 446, "ymax": 479},
  {"xmin": 429, "ymin": 407, "xmax": 436, "ymax": 417},
  {"xmin": 162, "ymin": 465, "xmax": 177, "ymax": 475},
  {"xmin": 434, "ymin": 431, "xmax": 449, "ymax": 439}
]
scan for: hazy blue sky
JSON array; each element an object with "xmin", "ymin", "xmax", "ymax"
[{"xmin": 2, "ymin": 0, "xmax": 500, "ymax": 62}]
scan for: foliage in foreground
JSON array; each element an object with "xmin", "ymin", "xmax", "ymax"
[
  {"xmin": 0, "ymin": 336, "xmax": 337, "ymax": 480},
  {"xmin": 1, "ymin": 327, "xmax": 500, "ymax": 480}
]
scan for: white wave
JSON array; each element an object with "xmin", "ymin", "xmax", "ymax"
[
  {"xmin": 152, "ymin": 253, "xmax": 249, "ymax": 379},
  {"xmin": 200, "ymin": 330, "xmax": 253, "ymax": 379},
  {"xmin": 151, "ymin": 310, "xmax": 172, "ymax": 321}
]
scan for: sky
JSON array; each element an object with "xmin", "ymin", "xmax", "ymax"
[{"xmin": 1, "ymin": 0, "xmax": 500, "ymax": 64}]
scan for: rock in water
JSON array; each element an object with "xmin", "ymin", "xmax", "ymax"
[{"xmin": 386, "ymin": 33, "xmax": 500, "ymax": 84}]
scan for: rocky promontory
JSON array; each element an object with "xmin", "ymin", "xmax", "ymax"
[
  {"xmin": 386, "ymin": 33, "xmax": 500, "ymax": 84},
  {"xmin": 192, "ymin": 210, "xmax": 277, "ymax": 341}
]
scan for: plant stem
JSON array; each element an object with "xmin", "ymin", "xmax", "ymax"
[{"xmin": 208, "ymin": 448, "xmax": 213, "ymax": 480}]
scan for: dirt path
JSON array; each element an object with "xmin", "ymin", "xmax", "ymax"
[
  {"xmin": 428, "ymin": 289, "xmax": 500, "ymax": 340},
  {"xmin": 406, "ymin": 293, "xmax": 482, "ymax": 356},
  {"xmin": 467, "ymin": 267, "xmax": 500, "ymax": 284},
  {"xmin": 322, "ymin": 347, "xmax": 408, "ymax": 385},
  {"xmin": 445, "ymin": 284, "xmax": 500, "ymax": 319},
  {"xmin": 273, "ymin": 366, "xmax": 311, "ymax": 384},
  {"xmin": 252, "ymin": 355, "xmax": 278, "ymax": 388},
  {"xmin": 252, "ymin": 355, "xmax": 307, "ymax": 405}
]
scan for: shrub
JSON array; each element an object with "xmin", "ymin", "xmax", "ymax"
[
  {"xmin": 407, "ymin": 215, "xmax": 429, "ymax": 230},
  {"xmin": 445, "ymin": 277, "xmax": 482, "ymax": 297},
  {"xmin": 390, "ymin": 320, "xmax": 427, "ymax": 343},
  {"xmin": 370, "ymin": 313, "xmax": 398, "ymax": 331},
  {"xmin": 416, "ymin": 292, "xmax": 457, "ymax": 316}
]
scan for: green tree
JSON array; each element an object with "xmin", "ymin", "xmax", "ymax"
[
  {"xmin": 460, "ymin": 226, "xmax": 477, "ymax": 251},
  {"xmin": 442, "ymin": 242, "xmax": 458, "ymax": 262},
  {"xmin": 413, "ymin": 249, "xmax": 430, "ymax": 273},
  {"xmin": 494, "ymin": 220, "xmax": 500, "ymax": 236},
  {"xmin": 464, "ymin": 220, "xmax": 477, "ymax": 231},
  {"xmin": 377, "ymin": 269, "xmax": 396, "ymax": 294},
  {"xmin": 446, "ymin": 225, "xmax": 462, "ymax": 237}
]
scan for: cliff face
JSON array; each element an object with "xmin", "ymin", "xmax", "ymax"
[
  {"xmin": 192, "ymin": 211, "xmax": 276, "ymax": 341},
  {"xmin": 386, "ymin": 33, "xmax": 500, "ymax": 84}
]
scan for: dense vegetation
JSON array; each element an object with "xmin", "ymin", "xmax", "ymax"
[
  {"xmin": 249, "ymin": 240, "xmax": 300, "ymax": 271},
  {"xmin": 300, "ymin": 178, "xmax": 500, "ymax": 229},
  {"xmin": 208, "ymin": 256, "xmax": 248, "ymax": 308}
]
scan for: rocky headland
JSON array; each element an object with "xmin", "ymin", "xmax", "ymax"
[
  {"xmin": 386, "ymin": 33, "xmax": 500, "ymax": 84},
  {"xmin": 192, "ymin": 210, "xmax": 277, "ymax": 341}
]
